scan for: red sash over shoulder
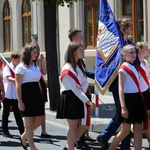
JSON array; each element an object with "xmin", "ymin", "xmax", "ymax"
[
  {"xmin": 61, "ymin": 69, "xmax": 90, "ymax": 126},
  {"xmin": 61, "ymin": 69, "xmax": 81, "ymax": 86}
]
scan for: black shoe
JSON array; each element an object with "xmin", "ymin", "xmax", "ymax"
[
  {"xmin": 120, "ymin": 149, "xmax": 131, "ymax": 150},
  {"xmin": 3, "ymin": 131, "xmax": 13, "ymax": 138},
  {"xmin": 40, "ymin": 133, "xmax": 51, "ymax": 138},
  {"xmin": 19, "ymin": 137, "xmax": 28, "ymax": 150},
  {"xmin": 63, "ymin": 146, "xmax": 68, "ymax": 150},
  {"xmin": 85, "ymin": 137, "xmax": 96, "ymax": 142},
  {"xmin": 76, "ymin": 141, "xmax": 92, "ymax": 149},
  {"xmin": 97, "ymin": 135, "xmax": 108, "ymax": 149}
]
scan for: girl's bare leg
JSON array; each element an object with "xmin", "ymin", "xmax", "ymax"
[
  {"xmin": 67, "ymin": 119, "xmax": 79, "ymax": 150},
  {"xmin": 144, "ymin": 110, "xmax": 150, "ymax": 147},
  {"xmin": 109, "ymin": 123, "xmax": 131, "ymax": 150},
  {"xmin": 24, "ymin": 116, "xmax": 43, "ymax": 150},
  {"xmin": 133, "ymin": 123, "xmax": 142, "ymax": 150}
]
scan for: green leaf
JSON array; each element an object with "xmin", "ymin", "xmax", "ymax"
[{"xmin": 31, "ymin": 0, "xmax": 80, "ymax": 7}]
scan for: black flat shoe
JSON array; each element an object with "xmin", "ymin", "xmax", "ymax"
[
  {"xmin": 19, "ymin": 137, "xmax": 28, "ymax": 150},
  {"xmin": 85, "ymin": 137, "xmax": 96, "ymax": 142},
  {"xmin": 63, "ymin": 146, "xmax": 68, "ymax": 150},
  {"xmin": 40, "ymin": 133, "xmax": 51, "ymax": 138}
]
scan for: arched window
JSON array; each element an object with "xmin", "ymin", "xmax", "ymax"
[
  {"xmin": 22, "ymin": 0, "xmax": 31, "ymax": 46},
  {"xmin": 3, "ymin": 0, "xmax": 11, "ymax": 52}
]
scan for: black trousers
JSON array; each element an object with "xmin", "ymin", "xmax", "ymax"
[{"xmin": 2, "ymin": 98, "xmax": 24, "ymax": 135}]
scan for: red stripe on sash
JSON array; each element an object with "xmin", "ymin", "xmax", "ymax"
[
  {"xmin": 138, "ymin": 66, "xmax": 150, "ymax": 89},
  {"xmin": 7, "ymin": 65, "xmax": 15, "ymax": 78},
  {"xmin": 85, "ymin": 104, "xmax": 91, "ymax": 126},
  {"xmin": 61, "ymin": 69, "xmax": 81, "ymax": 86}
]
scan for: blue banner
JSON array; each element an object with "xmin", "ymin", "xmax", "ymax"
[{"xmin": 95, "ymin": 0, "xmax": 123, "ymax": 94}]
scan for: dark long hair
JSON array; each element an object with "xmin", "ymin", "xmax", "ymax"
[
  {"xmin": 65, "ymin": 42, "xmax": 85, "ymax": 76},
  {"xmin": 21, "ymin": 43, "xmax": 39, "ymax": 67}
]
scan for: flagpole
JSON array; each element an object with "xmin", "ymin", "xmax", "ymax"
[
  {"xmin": 0, "ymin": 53, "xmax": 15, "ymax": 73},
  {"xmin": 95, "ymin": 86, "xmax": 99, "ymax": 117}
]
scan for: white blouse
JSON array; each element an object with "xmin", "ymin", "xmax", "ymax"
[
  {"xmin": 15, "ymin": 63, "xmax": 41, "ymax": 84},
  {"xmin": 119, "ymin": 62, "xmax": 139, "ymax": 93},
  {"xmin": 139, "ymin": 59, "xmax": 149, "ymax": 92},
  {"xmin": 3, "ymin": 62, "xmax": 17, "ymax": 99},
  {"xmin": 60, "ymin": 63, "xmax": 89, "ymax": 103}
]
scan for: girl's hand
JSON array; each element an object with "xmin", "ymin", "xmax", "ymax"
[
  {"xmin": 76, "ymin": 84, "xmax": 83, "ymax": 91},
  {"xmin": 121, "ymin": 107, "xmax": 128, "ymax": 119},
  {"xmin": 91, "ymin": 102, "xmax": 96, "ymax": 109},
  {"xmin": 37, "ymin": 54, "xmax": 44, "ymax": 66},
  {"xmin": 1, "ymin": 92, "xmax": 5, "ymax": 101},
  {"xmin": 39, "ymin": 54, "xmax": 44, "ymax": 60},
  {"xmin": 18, "ymin": 101, "xmax": 25, "ymax": 111},
  {"xmin": 86, "ymin": 101, "xmax": 94, "ymax": 107}
]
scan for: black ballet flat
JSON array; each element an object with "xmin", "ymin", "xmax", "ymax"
[
  {"xmin": 19, "ymin": 137, "xmax": 28, "ymax": 150},
  {"xmin": 63, "ymin": 146, "xmax": 68, "ymax": 150}
]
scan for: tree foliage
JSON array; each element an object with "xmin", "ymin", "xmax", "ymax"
[{"xmin": 32, "ymin": 0, "xmax": 79, "ymax": 7}]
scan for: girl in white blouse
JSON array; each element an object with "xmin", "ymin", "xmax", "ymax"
[
  {"xmin": 136, "ymin": 42, "xmax": 150, "ymax": 147},
  {"xmin": 56, "ymin": 42, "xmax": 93, "ymax": 150},
  {"xmin": 109, "ymin": 44, "xmax": 147, "ymax": 150},
  {"xmin": 15, "ymin": 43, "xmax": 45, "ymax": 150}
]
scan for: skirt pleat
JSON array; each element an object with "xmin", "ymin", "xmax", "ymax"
[
  {"xmin": 116, "ymin": 92, "xmax": 147, "ymax": 124},
  {"xmin": 56, "ymin": 90, "xmax": 84, "ymax": 119}
]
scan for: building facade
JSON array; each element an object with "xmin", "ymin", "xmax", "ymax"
[{"xmin": 0, "ymin": 0, "xmax": 150, "ymax": 72}]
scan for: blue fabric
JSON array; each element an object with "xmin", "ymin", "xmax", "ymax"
[
  {"xmin": 95, "ymin": 0, "xmax": 123, "ymax": 94},
  {"xmin": 85, "ymin": 68, "xmax": 95, "ymax": 79}
]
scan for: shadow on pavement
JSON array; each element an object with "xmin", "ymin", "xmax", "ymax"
[{"xmin": 0, "ymin": 139, "xmax": 22, "ymax": 147}]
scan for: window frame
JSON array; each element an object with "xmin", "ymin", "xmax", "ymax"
[
  {"xmin": 3, "ymin": 0, "xmax": 11, "ymax": 52},
  {"xmin": 22, "ymin": 0, "xmax": 31, "ymax": 46},
  {"xmin": 122, "ymin": 0, "xmax": 143, "ymax": 42},
  {"xmin": 84, "ymin": 0, "xmax": 99, "ymax": 49}
]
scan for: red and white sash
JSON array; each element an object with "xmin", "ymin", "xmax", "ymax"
[{"xmin": 60, "ymin": 67, "xmax": 90, "ymax": 126}]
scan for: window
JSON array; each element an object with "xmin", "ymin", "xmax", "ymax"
[
  {"xmin": 122, "ymin": 0, "xmax": 143, "ymax": 42},
  {"xmin": 3, "ymin": 0, "xmax": 11, "ymax": 52},
  {"xmin": 22, "ymin": 0, "xmax": 31, "ymax": 46},
  {"xmin": 84, "ymin": 0, "xmax": 99, "ymax": 49}
]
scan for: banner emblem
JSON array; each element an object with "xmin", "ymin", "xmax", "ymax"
[{"xmin": 95, "ymin": 0, "xmax": 123, "ymax": 95}]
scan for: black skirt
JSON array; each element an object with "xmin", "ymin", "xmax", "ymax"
[
  {"xmin": 39, "ymin": 78, "xmax": 48, "ymax": 102},
  {"xmin": 142, "ymin": 89, "xmax": 150, "ymax": 110},
  {"xmin": 21, "ymin": 82, "xmax": 45, "ymax": 117},
  {"xmin": 56, "ymin": 90, "xmax": 84, "ymax": 119},
  {"xmin": 116, "ymin": 92, "xmax": 147, "ymax": 124}
]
